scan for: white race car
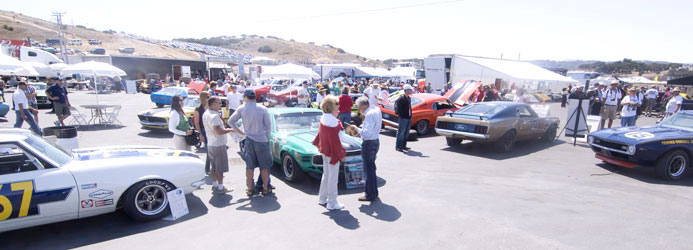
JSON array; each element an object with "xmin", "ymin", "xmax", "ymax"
[{"xmin": 0, "ymin": 129, "xmax": 205, "ymax": 232}]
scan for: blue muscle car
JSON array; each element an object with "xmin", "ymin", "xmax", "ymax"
[
  {"xmin": 588, "ymin": 111, "xmax": 693, "ymax": 180},
  {"xmin": 150, "ymin": 87, "xmax": 197, "ymax": 108}
]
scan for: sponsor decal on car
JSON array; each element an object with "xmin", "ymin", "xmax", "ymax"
[
  {"xmin": 661, "ymin": 140, "xmax": 691, "ymax": 145},
  {"xmin": 81, "ymin": 199, "xmax": 94, "ymax": 208},
  {"xmin": 0, "ymin": 180, "xmax": 72, "ymax": 221},
  {"xmin": 89, "ymin": 189, "xmax": 114, "ymax": 199},
  {"xmin": 95, "ymin": 199, "xmax": 114, "ymax": 207},
  {"xmin": 624, "ymin": 131, "xmax": 655, "ymax": 140},
  {"xmin": 80, "ymin": 183, "xmax": 97, "ymax": 190}
]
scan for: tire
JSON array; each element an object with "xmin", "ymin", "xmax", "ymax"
[
  {"xmin": 415, "ymin": 120, "xmax": 429, "ymax": 135},
  {"xmin": 446, "ymin": 137, "xmax": 462, "ymax": 146},
  {"xmin": 285, "ymin": 100, "xmax": 296, "ymax": 107},
  {"xmin": 281, "ymin": 152, "xmax": 304, "ymax": 182},
  {"xmin": 655, "ymin": 150, "xmax": 688, "ymax": 180},
  {"xmin": 123, "ymin": 179, "xmax": 175, "ymax": 221},
  {"xmin": 542, "ymin": 125, "xmax": 557, "ymax": 143},
  {"xmin": 495, "ymin": 130, "xmax": 516, "ymax": 153},
  {"xmin": 156, "ymin": 103, "xmax": 164, "ymax": 108}
]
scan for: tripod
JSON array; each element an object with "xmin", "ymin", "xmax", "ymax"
[{"xmin": 558, "ymin": 98, "xmax": 590, "ymax": 146}]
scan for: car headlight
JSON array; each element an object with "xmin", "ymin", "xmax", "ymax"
[
  {"xmin": 627, "ymin": 145, "xmax": 636, "ymax": 155},
  {"xmin": 587, "ymin": 135, "xmax": 594, "ymax": 145}
]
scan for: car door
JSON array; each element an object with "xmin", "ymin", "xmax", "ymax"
[
  {"xmin": 515, "ymin": 106, "xmax": 537, "ymax": 140},
  {"xmin": 0, "ymin": 142, "xmax": 78, "ymax": 232}
]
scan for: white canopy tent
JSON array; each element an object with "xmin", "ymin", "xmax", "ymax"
[
  {"xmin": 61, "ymin": 61, "xmax": 127, "ymax": 105},
  {"xmin": 0, "ymin": 53, "xmax": 39, "ymax": 76},
  {"xmin": 260, "ymin": 63, "xmax": 319, "ymax": 80}
]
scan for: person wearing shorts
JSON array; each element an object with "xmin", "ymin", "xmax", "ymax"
[
  {"xmin": 203, "ymin": 96, "xmax": 240, "ymax": 194},
  {"xmin": 228, "ymin": 89, "xmax": 273, "ymax": 196},
  {"xmin": 599, "ymin": 81, "xmax": 622, "ymax": 130},
  {"xmin": 46, "ymin": 79, "xmax": 71, "ymax": 126}
]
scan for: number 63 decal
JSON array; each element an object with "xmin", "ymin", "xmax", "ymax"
[{"xmin": 0, "ymin": 180, "xmax": 72, "ymax": 221}]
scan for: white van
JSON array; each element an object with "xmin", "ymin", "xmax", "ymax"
[
  {"xmin": 68, "ymin": 39, "xmax": 82, "ymax": 46},
  {"xmin": 19, "ymin": 46, "xmax": 63, "ymax": 65}
]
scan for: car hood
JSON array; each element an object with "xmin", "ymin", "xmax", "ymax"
[
  {"xmin": 71, "ymin": 145, "xmax": 199, "ymax": 161},
  {"xmin": 138, "ymin": 108, "xmax": 171, "ymax": 117},
  {"xmin": 590, "ymin": 125, "xmax": 693, "ymax": 144},
  {"xmin": 281, "ymin": 130, "xmax": 362, "ymax": 151}
]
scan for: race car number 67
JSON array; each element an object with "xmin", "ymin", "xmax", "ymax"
[{"xmin": 0, "ymin": 181, "xmax": 33, "ymax": 220}]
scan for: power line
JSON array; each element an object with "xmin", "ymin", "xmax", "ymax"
[{"xmin": 255, "ymin": 0, "xmax": 465, "ymax": 23}]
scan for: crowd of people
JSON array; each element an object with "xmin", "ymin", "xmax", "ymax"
[{"xmin": 8, "ymin": 77, "xmax": 73, "ymax": 135}]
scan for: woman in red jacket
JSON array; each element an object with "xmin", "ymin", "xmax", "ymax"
[{"xmin": 312, "ymin": 95, "xmax": 346, "ymax": 210}]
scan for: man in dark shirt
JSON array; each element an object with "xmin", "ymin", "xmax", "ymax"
[
  {"xmin": 45, "ymin": 79, "xmax": 71, "ymax": 126},
  {"xmin": 395, "ymin": 84, "xmax": 414, "ymax": 152}
]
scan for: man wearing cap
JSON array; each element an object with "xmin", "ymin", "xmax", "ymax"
[
  {"xmin": 599, "ymin": 81, "xmax": 622, "ymax": 129},
  {"xmin": 228, "ymin": 89, "xmax": 274, "ymax": 196},
  {"xmin": 13, "ymin": 82, "xmax": 42, "ymax": 135},
  {"xmin": 395, "ymin": 85, "xmax": 414, "ymax": 152},
  {"xmin": 644, "ymin": 85, "xmax": 659, "ymax": 116},
  {"xmin": 665, "ymin": 88, "xmax": 683, "ymax": 118},
  {"xmin": 620, "ymin": 88, "xmax": 641, "ymax": 127},
  {"xmin": 45, "ymin": 79, "xmax": 71, "ymax": 126}
]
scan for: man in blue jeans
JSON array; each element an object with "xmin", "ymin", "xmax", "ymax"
[
  {"xmin": 395, "ymin": 84, "xmax": 414, "ymax": 152},
  {"xmin": 349, "ymin": 97, "xmax": 382, "ymax": 202},
  {"xmin": 13, "ymin": 82, "xmax": 42, "ymax": 136}
]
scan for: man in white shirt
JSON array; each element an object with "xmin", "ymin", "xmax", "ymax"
[
  {"xmin": 203, "ymin": 96, "xmax": 239, "ymax": 194},
  {"xmin": 226, "ymin": 85, "xmax": 243, "ymax": 116},
  {"xmin": 13, "ymin": 82, "xmax": 42, "ymax": 135},
  {"xmin": 363, "ymin": 84, "xmax": 382, "ymax": 108},
  {"xmin": 620, "ymin": 88, "xmax": 641, "ymax": 127},
  {"xmin": 599, "ymin": 81, "xmax": 622, "ymax": 129},
  {"xmin": 644, "ymin": 85, "xmax": 659, "ymax": 116},
  {"xmin": 348, "ymin": 97, "xmax": 382, "ymax": 202},
  {"xmin": 221, "ymin": 81, "xmax": 231, "ymax": 96},
  {"xmin": 378, "ymin": 87, "xmax": 390, "ymax": 105},
  {"xmin": 297, "ymin": 82, "xmax": 310, "ymax": 107},
  {"xmin": 665, "ymin": 88, "xmax": 683, "ymax": 118}
]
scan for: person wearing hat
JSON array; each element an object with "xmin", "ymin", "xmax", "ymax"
[
  {"xmin": 46, "ymin": 78, "xmax": 71, "ymax": 126},
  {"xmin": 599, "ymin": 81, "xmax": 623, "ymax": 129},
  {"xmin": 394, "ymin": 84, "xmax": 414, "ymax": 152},
  {"xmin": 13, "ymin": 81, "xmax": 42, "ymax": 136},
  {"xmin": 588, "ymin": 83, "xmax": 603, "ymax": 115},
  {"xmin": 620, "ymin": 88, "xmax": 641, "ymax": 127},
  {"xmin": 644, "ymin": 85, "xmax": 659, "ymax": 116},
  {"xmin": 665, "ymin": 87, "xmax": 683, "ymax": 118},
  {"xmin": 316, "ymin": 88, "xmax": 327, "ymax": 108},
  {"xmin": 228, "ymin": 89, "xmax": 274, "ymax": 196}
]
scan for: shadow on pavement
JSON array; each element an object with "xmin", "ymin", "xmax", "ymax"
[
  {"xmin": 138, "ymin": 130, "xmax": 173, "ymax": 139},
  {"xmin": 278, "ymin": 168, "xmax": 387, "ymax": 196},
  {"xmin": 209, "ymin": 193, "xmax": 234, "ymax": 208},
  {"xmin": 401, "ymin": 149, "xmax": 429, "ymax": 158},
  {"xmin": 0, "ymin": 194, "xmax": 208, "ymax": 249},
  {"xmin": 233, "ymin": 195, "xmax": 281, "ymax": 214},
  {"xmin": 75, "ymin": 125, "xmax": 125, "ymax": 132},
  {"xmin": 322, "ymin": 210, "xmax": 360, "ymax": 230},
  {"xmin": 594, "ymin": 163, "xmax": 693, "ymax": 186},
  {"xmin": 358, "ymin": 199, "xmax": 401, "ymax": 222},
  {"xmin": 442, "ymin": 139, "xmax": 565, "ymax": 160}
]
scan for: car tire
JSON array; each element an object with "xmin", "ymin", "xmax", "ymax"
[
  {"xmin": 655, "ymin": 150, "xmax": 688, "ymax": 180},
  {"xmin": 156, "ymin": 103, "xmax": 164, "ymax": 108},
  {"xmin": 542, "ymin": 125, "xmax": 557, "ymax": 143},
  {"xmin": 286, "ymin": 100, "xmax": 296, "ymax": 107},
  {"xmin": 281, "ymin": 152, "xmax": 304, "ymax": 182},
  {"xmin": 446, "ymin": 137, "xmax": 462, "ymax": 146},
  {"xmin": 495, "ymin": 130, "xmax": 516, "ymax": 153},
  {"xmin": 123, "ymin": 179, "xmax": 174, "ymax": 221},
  {"xmin": 415, "ymin": 120, "xmax": 429, "ymax": 135}
]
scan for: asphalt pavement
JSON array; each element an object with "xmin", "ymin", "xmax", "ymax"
[{"xmin": 1, "ymin": 89, "xmax": 691, "ymax": 250}]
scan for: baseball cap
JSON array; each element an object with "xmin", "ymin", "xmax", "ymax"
[
  {"xmin": 403, "ymin": 84, "xmax": 414, "ymax": 91},
  {"xmin": 243, "ymin": 89, "xmax": 256, "ymax": 99}
]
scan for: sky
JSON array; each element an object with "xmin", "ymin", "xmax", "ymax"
[{"xmin": 4, "ymin": 0, "xmax": 692, "ymax": 63}]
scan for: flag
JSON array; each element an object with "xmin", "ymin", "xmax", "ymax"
[{"xmin": 655, "ymin": 76, "xmax": 659, "ymax": 83}]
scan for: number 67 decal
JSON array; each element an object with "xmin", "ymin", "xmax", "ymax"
[{"xmin": 0, "ymin": 180, "xmax": 72, "ymax": 221}]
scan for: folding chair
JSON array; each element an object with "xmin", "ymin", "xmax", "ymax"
[
  {"xmin": 68, "ymin": 107, "xmax": 89, "ymax": 127},
  {"xmin": 103, "ymin": 105, "xmax": 122, "ymax": 126}
]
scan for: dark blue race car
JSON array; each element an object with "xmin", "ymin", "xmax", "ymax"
[{"xmin": 588, "ymin": 111, "xmax": 693, "ymax": 180}]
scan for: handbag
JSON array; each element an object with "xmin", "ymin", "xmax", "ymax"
[{"xmin": 184, "ymin": 130, "xmax": 199, "ymax": 146}]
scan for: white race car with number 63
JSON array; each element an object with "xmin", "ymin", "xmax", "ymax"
[{"xmin": 0, "ymin": 129, "xmax": 205, "ymax": 232}]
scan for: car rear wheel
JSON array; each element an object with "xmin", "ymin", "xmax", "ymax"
[
  {"xmin": 415, "ymin": 120, "xmax": 429, "ymax": 135},
  {"xmin": 542, "ymin": 125, "xmax": 557, "ymax": 143},
  {"xmin": 495, "ymin": 130, "xmax": 516, "ymax": 153},
  {"xmin": 156, "ymin": 103, "xmax": 164, "ymax": 108},
  {"xmin": 123, "ymin": 179, "xmax": 174, "ymax": 221},
  {"xmin": 656, "ymin": 150, "xmax": 688, "ymax": 180},
  {"xmin": 446, "ymin": 137, "xmax": 462, "ymax": 146},
  {"xmin": 282, "ymin": 153, "xmax": 304, "ymax": 182}
]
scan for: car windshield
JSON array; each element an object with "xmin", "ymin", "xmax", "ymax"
[
  {"xmin": 24, "ymin": 136, "xmax": 72, "ymax": 166},
  {"xmin": 410, "ymin": 97, "xmax": 423, "ymax": 106},
  {"xmin": 30, "ymin": 84, "xmax": 46, "ymax": 90},
  {"xmin": 659, "ymin": 113, "xmax": 693, "ymax": 131},
  {"xmin": 184, "ymin": 98, "xmax": 200, "ymax": 107},
  {"xmin": 274, "ymin": 112, "xmax": 322, "ymax": 131},
  {"xmin": 457, "ymin": 103, "xmax": 512, "ymax": 115}
]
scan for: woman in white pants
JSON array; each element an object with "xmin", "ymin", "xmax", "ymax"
[
  {"xmin": 312, "ymin": 96, "xmax": 346, "ymax": 210},
  {"xmin": 168, "ymin": 95, "xmax": 192, "ymax": 151}
]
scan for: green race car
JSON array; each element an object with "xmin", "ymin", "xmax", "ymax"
[{"xmin": 237, "ymin": 108, "xmax": 363, "ymax": 182}]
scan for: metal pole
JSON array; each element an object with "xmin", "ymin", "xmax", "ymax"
[{"xmin": 52, "ymin": 12, "xmax": 68, "ymax": 64}]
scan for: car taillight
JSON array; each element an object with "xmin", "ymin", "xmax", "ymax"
[{"xmin": 475, "ymin": 126, "xmax": 488, "ymax": 134}]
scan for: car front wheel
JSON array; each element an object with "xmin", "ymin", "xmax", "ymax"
[
  {"xmin": 156, "ymin": 103, "xmax": 164, "ymax": 108},
  {"xmin": 282, "ymin": 153, "xmax": 304, "ymax": 182},
  {"xmin": 123, "ymin": 179, "xmax": 174, "ymax": 221},
  {"xmin": 415, "ymin": 120, "xmax": 429, "ymax": 135},
  {"xmin": 656, "ymin": 150, "xmax": 688, "ymax": 180}
]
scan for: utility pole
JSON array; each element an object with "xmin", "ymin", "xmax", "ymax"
[{"xmin": 52, "ymin": 12, "xmax": 68, "ymax": 64}]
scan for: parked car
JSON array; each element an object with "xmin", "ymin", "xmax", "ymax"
[
  {"xmin": 67, "ymin": 39, "xmax": 82, "ymax": 46},
  {"xmin": 0, "ymin": 128, "xmax": 205, "ymax": 232},
  {"xmin": 380, "ymin": 93, "xmax": 462, "ymax": 135},
  {"xmin": 588, "ymin": 111, "xmax": 693, "ymax": 180},
  {"xmin": 435, "ymin": 102, "xmax": 560, "ymax": 152},
  {"xmin": 138, "ymin": 95, "xmax": 229, "ymax": 130},
  {"xmin": 28, "ymin": 82, "xmax": 51, "ymax": 108},
  {"xmin": 87, "ymin": 39, "xmax": 102, "ymax": 45},
  {"xmin": 89, "ymin": 48, "xmax": 106, "ymax": 55},
  {"xmin": 118, "ymin": 47, "xmax": 135, "ymax": 54},
  {"xmin": 266, "ymin": 87, "xmax": 300, "ymax": 106},
  {"xmin": 236, "ymin": 108, "xmax": 363, "ymax": 182},
  {"xmin": 150, "ymin": 87, "xmax": 198, "ymax": 108},
  {"xmin": 0, "ymin": 102, "xmax": 8, "ymax": 117}
]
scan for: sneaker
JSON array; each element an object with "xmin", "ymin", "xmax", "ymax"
[
  {"xmin": 54, "ymin": 121, "xmax": 60, "ymax": 127},
  {"xmin": 213, "ymin": 186, "xmax": 233, "ymax": 194},
  {"xmin": 327, "ymin": 203, "xmax": 345, "ymax": 210}
]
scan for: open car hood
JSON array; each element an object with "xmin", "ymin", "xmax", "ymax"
[{"xmin": 444, "ymin": 80, "xmax": 483, "ymax": 107}]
